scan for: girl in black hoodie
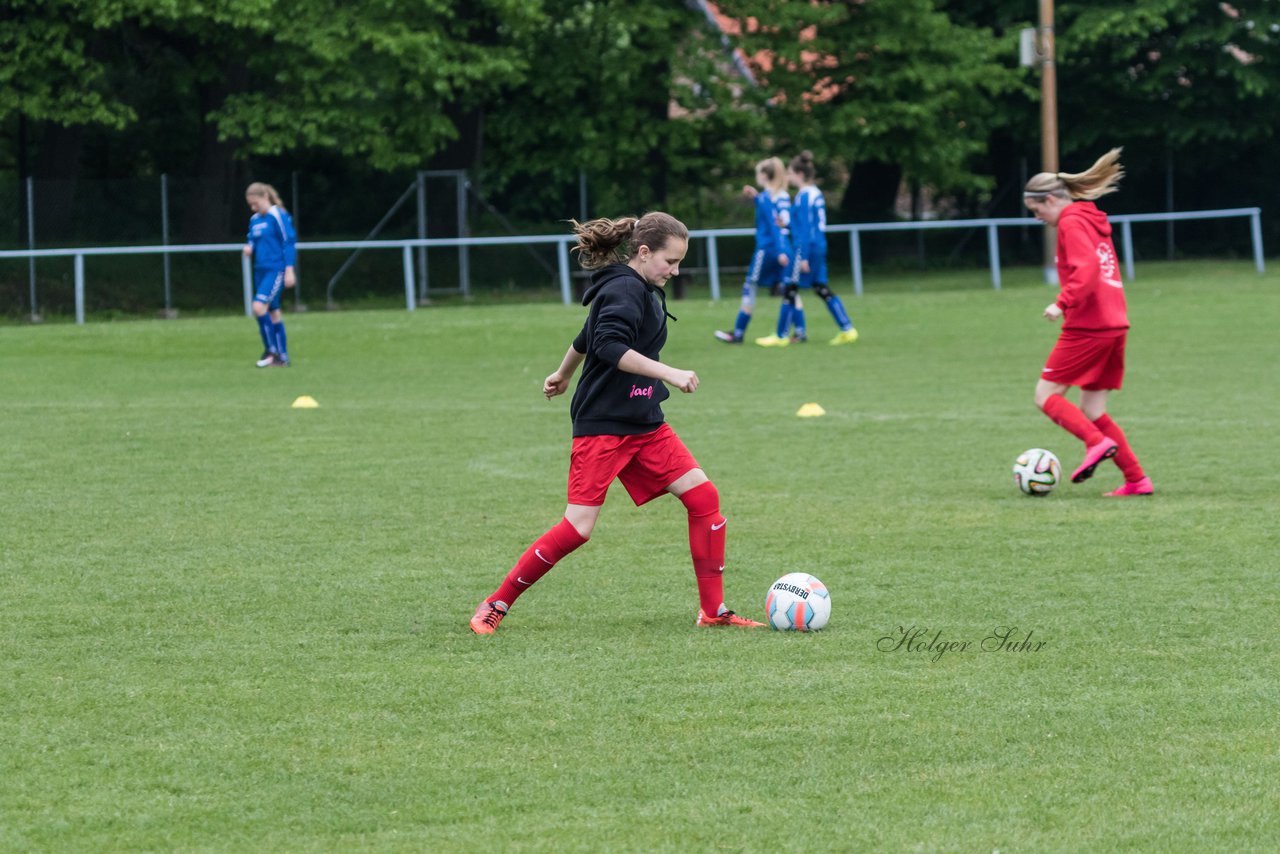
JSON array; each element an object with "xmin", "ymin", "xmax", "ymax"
[{"xmin": 470, "ymin": 212, "xmax": 764, "ymax": 633}]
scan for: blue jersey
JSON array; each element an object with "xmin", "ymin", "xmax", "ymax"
[
  {"xmin": 246, "ymin": 205, "xmax": 297, "ymax": 271},
  {"xmin": 790, "ymin": 185, "xmax": 828, "ymax": 262},
  {"xmin": 753, "ymin": 191, "xmax": 788, "ymax": 259}
]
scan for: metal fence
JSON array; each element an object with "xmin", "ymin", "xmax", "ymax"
[{"xmin": 0, "ymin": 207, "xmax": 1263, "ymax": 324}]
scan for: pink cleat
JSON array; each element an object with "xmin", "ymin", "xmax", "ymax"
[
  {"xmin": 1071, "ymin": 437, "xmax": 1119, "ymax": 483},
  {"xmin": 1104, "ymin": 476, "xmax": 1154, "ymax": 497}
]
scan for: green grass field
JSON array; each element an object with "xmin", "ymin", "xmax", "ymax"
[{"xmin": 3, "ymin": 261, "xmax": 1278, "ymax": 851}]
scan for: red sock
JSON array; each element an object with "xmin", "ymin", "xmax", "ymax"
[
  {"xmin": 489, "ymin": 517, "xmax": 588, "ymax": 607},
  {"xmin": 1093, "ymin": 414, "xmax": 1145, "ymax": 481},
  {"xmin": 1041, "ymin": 394, "xmax": 1106, "ymax": 447},
  {"xmin": 679, "ymin": 481, "xmax": 726, "ymax": 616}
]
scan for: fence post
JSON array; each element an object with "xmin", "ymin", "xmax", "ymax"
[
  {"xmin": 1250, "ymin": 210, "xmax": 1265, "ymax": 274},
  {"xmin": 1121, "ymin": 220, "xmax": 1135, "ymax": 281},
  {"xmin": 74, "ymin": 253, "xmax": 85, "ymax": 325},
  {"xmin": 242, "ymin": 253, "xmax": 253, "ymax": 316},
  {"xmin": 987, "ymin": 223, "xmax": 1002, "ymax": 290},
  {"xmin": 558, "ymin": 239, "xmax": 572, "ymax": 305},
  {"xmin": 26, "ymin": 176, "xmax": 38, "ymax": 321},
  {"xmin": 403, "ymin": 245, "xmax": 416, "ymax": 311},
  {"xmin": 706, "ymin": 234, "xmax": 720, "ymax": 300},
  {"xmin": 850, "ymin": 229, "xmax": 864, "ymax": 296},
  {"xmin": 161, "ymin": 173, "xmax": 173, "ymax": 317}
]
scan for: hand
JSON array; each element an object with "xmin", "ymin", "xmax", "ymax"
[
  {"xmin": 741, "ymin": 185, "xmax": 758, "ymax": 200},
  {"xmin": 778, "ymin": 254, "xmax": 789, "ymax": 267},
  {"xmin": 242, "ymin": 245, "xmax": 253, "ymax": 258},
  {"xmin": 667, "ymin": 369, "xmax": 699, "ymax": 394},
  {"xmin": 1043, "ymin": 303, "xmax": 1063, "ymax": 322},
  {"xmin": 284, "ymin": 267, "xmax": 297, "ymax": 288},
  {"xmin": 799, "ymin": 259, "xmax": 810, "ymax": 274},
  {"xmin": 544, "ymin": 372, "xmax": 571, "ymax": 399}
]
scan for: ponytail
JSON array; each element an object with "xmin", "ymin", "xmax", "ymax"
[
  {"xmin": 246, "ymin": 182, "xmax": 285, "ymax": 209},
  {"xmin": 1024, "ymin": 148, "xmax": 1124, "ymax": 201},
  {"xmin": 571, "ymin": 212, "xmax": 688, "ymax": 270}
]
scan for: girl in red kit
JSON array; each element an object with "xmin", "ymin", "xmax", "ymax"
[
  {"xmin": 1023, "ymin": 148, "xmax": 1153, "ymax": 496},
  {"xmin": 469, "ymin": 212, "xmax": 765, "ymax": 633}
]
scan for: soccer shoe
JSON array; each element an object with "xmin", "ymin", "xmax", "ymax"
[
  {"xmin": 469, "ymin": 600, "xmax": 509, "ymax": 634},
  {"xmin": 790, "ymin": 333, "xmax": 808, "ymax": 343},
  {"xmin": 714, "ymin": 330, "xmax": 743, "ymax": 344},
  {"xmin": 1071, "ymin": 437, "xmax": 1119, "ymax": 483},
  {"xmin": 755, "ymin": 334, "xmax": 790, "ymax": 348},
  {"xmin": 829, "ymin": 328, "xmax": 860, "ymax": 346},
  {"xmin": 255, "ymin": 351, "xmax": 276, "ymax": 368},
  {"xmin": 270, "ymin": 354, "xmax": 291, "ymax": 367},
  {"xmin": 1104, "ymin": 476, "xmax": 1154, "ymax": 497},
  {"xmin": 696, "ymin": 609, "xmax": 766, "ymax": 628}
]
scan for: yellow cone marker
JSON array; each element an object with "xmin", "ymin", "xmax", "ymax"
[
  {"xmin": 796, "ymin": 402, "xmax": 826, "ymax": 418},
  {"xmin": 291, "ymin": 395, "xmax": 319, "ymax": 409}
]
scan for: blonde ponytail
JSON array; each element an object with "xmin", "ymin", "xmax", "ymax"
[{"xmin": 1024, "ymin": 148, "xmax": 1124, "ymax": 201}]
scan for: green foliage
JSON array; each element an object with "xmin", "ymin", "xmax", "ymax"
[
  {"xmin": 712, "ymin": 0, "xmax": 1026, "ymax": 193},
  {"xmin": 2, "ymin": 263, "xmax": 1279, "ymax": 848}
]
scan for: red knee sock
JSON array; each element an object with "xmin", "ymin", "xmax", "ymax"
[
  {"xmin": 1092, "ymin": 414, "xmax": 1145, "ymax": 482},
  {"xmin": 679, "ymin": 481, "xmax": 726, "ymax": 616},
  {"xmin": 489, "ymin": 517, "xmax": 588, "ymax": 607},
  {"xmin": 1041, "ymin": 394, "xmax": 1106, "ymax": 447}
]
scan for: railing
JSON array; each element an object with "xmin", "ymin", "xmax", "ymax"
[{"xmin": 0, "ymin": 207, "xmax": 1263, "ymax": 324}]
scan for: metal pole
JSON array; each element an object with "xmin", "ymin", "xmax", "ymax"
[
  {"xmin": 242, "ymin": 252, "xmax": 254, "ymax": 316},
  {"xmin": 706, "ymin": 235, "xmax": 720, "ymax": 300},
  {"xmin": 1250, "ymin": 211, "xmax": 1265, "ymax": 274},
  {"xmin": 416, "ymin": 171, "xmax": 427, "ymax": 302},
  {"xmin": 578, "ymin": 169, "xmax": 588, "ymax": 221},
  {"xmin": 1165, "ymin": 149, "xmax": 1175, "ymax": 260},
  {"xmin": 291, "ymin": 170, "xmax": 302, "ymax": 309},
  {"xmin": 1121, "ymin": 220, "xmax": 1135, "ymax": 281},
  {"xmin": 161, "ymin": 173, "xmax": 173, "ymax": 316},
  {"xmin": 850, "ymin": 229, "xmax": 864, "ymax": 296},
  {"xmin": 987, "ymin": 224, "xmax": 1002, "ymax": 290},
  {"xmin": 557, "ymin": 239, "xmax": 572, "ymax": 305},
  {"xmin": 1039, "ymin": 0, "xmax": 1059, "ymax": 285},
  {"xmin": 403, "ymin": 245, "xmax": 415, "ymax": 311},
  {"xmin": 26, "ymin": 176, "xmax": 38, "ymax": 321},
  {"xmin": 457, "ymin": 172, "xmax": 470, "ymax": 298},
  {"xmin": 74, "ymin": 253, "xmax": 85, "ymax": 325}
]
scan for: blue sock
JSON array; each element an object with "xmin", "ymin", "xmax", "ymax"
[
  {"xmin": 734, "ymin": 311, "xmax": 751, "ymax": 339},
  {"xmin": 792, "ymin": 307, "xmax": 806, "ymax": 338},
  {"xmin": 775, "ymin": 303, "xmax": 794, "ymax": 338},
  {"xmin": 272, "ymin": 321, "xmax": 288, "ymax": 361},
  {"xmin": 256, "ymin": 314, "xmax": 275, "ymax": 352},
  {"xmin": 826, "ymin": 295, "xmax": 853, "ymax": 330}
]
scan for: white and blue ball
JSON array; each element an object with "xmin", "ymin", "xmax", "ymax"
[{"xmin": 765, "ymin": 572, "xmax": 831, "ymax": 631}]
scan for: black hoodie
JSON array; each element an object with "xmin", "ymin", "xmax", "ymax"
[{"xmin": 568, "ymin": 264, "xmax": 675, "ymax": 437}]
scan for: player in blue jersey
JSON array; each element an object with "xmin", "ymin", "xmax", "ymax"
[
  {"xmin": 242, "ymin": 182, "xmax": 297, "ymax": 367},
  {"xmin": 714, "ymin": 157, "xmax": 792, "ymax": 344},
  {"xmin": 759, "ymin": 151, "xmax": 858, "ymax": 347}
]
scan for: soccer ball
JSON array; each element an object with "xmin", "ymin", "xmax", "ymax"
[
  {"xmin": 765, "ymin": 572, "xmax": 831, "ymax": 631},
  {"xmin": 1013, "ymin": 448, "xmax": 1061, "ymax": 496}
]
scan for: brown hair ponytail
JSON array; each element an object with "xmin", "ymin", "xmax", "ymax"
[{"xmin": 570, "ymin": 212, "xmax": 688, "ymax": 269}]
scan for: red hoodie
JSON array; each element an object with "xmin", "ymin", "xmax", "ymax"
[{"xmin": 1055, "ymin": 201, "xmax": 1129, "ymax": 334}]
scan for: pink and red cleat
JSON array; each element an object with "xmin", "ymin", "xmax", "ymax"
[
  {"xmin": 469, "ymin": 600, "xmax": 508, "ymax": 634},
  {"xmin": 1104, "ymin": 476, "xmax": 1154, "ymax": 497}
]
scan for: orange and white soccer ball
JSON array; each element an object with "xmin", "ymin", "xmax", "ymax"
[{"xmin": 765, "ymin": 572, "xmax": 831, "ymax": 631}]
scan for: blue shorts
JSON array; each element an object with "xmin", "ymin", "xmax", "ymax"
[
  {"xmin": 254, "ymin": 268, "xmax": 285, "ymax": 310},
  {"xmin": 796, "ymin": 252, "xmax": 827, "ymax": 289},
  {"xmin": 742, "ymin": 249, "xmax": 789, "ymax": 294}
]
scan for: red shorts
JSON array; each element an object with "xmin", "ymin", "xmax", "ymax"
[
  {"xmin": 1042, "ymin": 331, "xmax": 1127, "ymax": 390},
  {"xmin": 567, "ymin": 423, "xmax": 700, "ymax": 506}
]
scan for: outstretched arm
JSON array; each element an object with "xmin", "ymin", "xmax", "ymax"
[{"xmin": 544, "ymin": 345, "xmax": 586, "ymax": 399}]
